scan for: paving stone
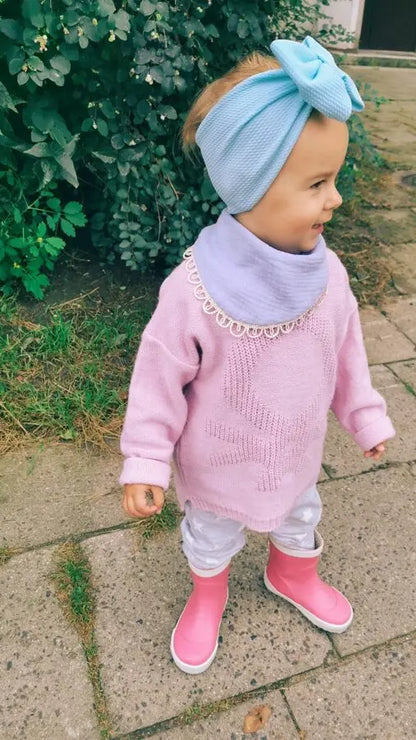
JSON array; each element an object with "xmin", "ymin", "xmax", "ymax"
[
  {"xmin": 285, "ymin": 636, "xmax": 416, "ymax": 739},
  {"xmin": 383, "ymin": 296, "xmax": 416, "ymax": 343},
  {"xmin": 388, "ymin": 358, "xmax": 416, "ymax": 393},
  {"xmin": 0, "ymin": 442, "xmax": 126, "ymax": 549},
  {"xmin": 0, "ymin": 547, "xmax": 99, "ymax": 739},
  {"xmin": 318, "ymin": 466, "xmax": 416, "ymax": 655},
  {"xmin": 323, "ymin": 364, "xmax": 416, "ymax": 478},
  {"xmin": 345, "ymin": 66, "xmax": 416, "ymax": 101},
  {"xmin": 364, "ymin": 207, "xmax": 416, "ymax": 246},
  {"xmin": 84, "ymin": 529, "xmax": 330, "ymax": 735},
  {"xmin": 382, "ymin": 243, "xmax": 416, "ymax": 294},
  {"xmin": 366, "ymin": 171, "xmax": 416, "ymax": 208},
  {"xmin": 151, "ymin": 693, "xmax": 298, "ymax": 739},
  {"xmin": 359, "ymin": 306, "xmax": 415, "ymax": 364}
]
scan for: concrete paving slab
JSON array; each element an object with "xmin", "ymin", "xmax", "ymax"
[
  {"xmin": 366, "ymin": 171, "xmax": 416, "ymax": 208},
  {"xmin": 285, "ymin": 637, "xmax": 416, "ymax": 739},
  {"xmin": 151, "ymin": 693, "xmax": 298, "ymax": 739},
  {"xmin": 388, "ymin": 358, "xmax": 416, "ymax": 393},
  {"xmin": 359, "ymin": 307, "xmax": 415, "ymax": 364},
  {"xmin": 323, "ymin": 364, "xmax": 416, "ymax": 478},
  {"xmin": 382, "ymin": 243, "xmax": 416, "ymax": 295},
  {"xmin": 0, "ymin": 442, "xmax": 126, "ymax": 549},
  {"xmin": 0, "ymin": 547, "xmax": 99, "ymax": 739},
  {"xmin": 383, "ymin": 296, "xmax": 416, "ymax": 343},
  {"xmin": 84, "ymin": 529, "xmax": 330, "ymax": 735},
  {"xmin": 345, "ymin": 66, "xmax": 416, "ymax": 101},
  {"xmin": 318, "ymin": 466, "xmax": 416, "ymax": 655},
  {"xmin": 364, "ymin": 208, "xmax": 416, "ymax": 246}
]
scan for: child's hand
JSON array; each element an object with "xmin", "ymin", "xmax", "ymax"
[
  {"xmin": 363, "ymin": 442, "xmax": 386, "ymax": 461},
  {"xmin": 123, "ymin": 483, "xmax": 165, "ymax": 518}
]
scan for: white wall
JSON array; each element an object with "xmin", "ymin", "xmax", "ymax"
[{"xmin": 323, "ymin": 0, "xmax": 366, "ymax": 48}]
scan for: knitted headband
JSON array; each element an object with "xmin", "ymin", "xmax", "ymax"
[{"xmin": 195, "ymin": 36, "xmax": 364, "ymax": 214}]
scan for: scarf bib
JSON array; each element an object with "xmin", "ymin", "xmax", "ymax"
[{"xmin": 184, "ymin": 210, "xmax": 328, "ymax": 337}]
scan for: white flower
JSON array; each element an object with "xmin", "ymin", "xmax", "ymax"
[
  {"xmin": 140, "ymin": 204, "xmax": 147, "ymax": 211},
  {"xmin": 108, "ymin": 30, "xmax": 116, "ymax": 42},
  {"xmin": 128, "ymin": 139, "xmax": 136, "ymax": 146},
  {"xmin": 145, "ymin": 73, "xmax": 154, "ymax": 85},
  {"xmin": 92, "ymin": 121, "xmax": 98, "ymax": 129},
  {"xmin": 35, "ymin": 34, "xmax": 48, "ymax": 51},
  {"xmin": 160, "ymin": 114, "xmax": 166, "ymax": 120}
]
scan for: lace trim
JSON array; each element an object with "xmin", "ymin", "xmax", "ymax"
[{"xmin": 183, "ymin": 246, "xmax": 327, "ymax": 339}]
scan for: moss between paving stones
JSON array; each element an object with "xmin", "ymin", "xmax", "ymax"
[{"xmin": 50, "ymin": 542, "xmax": 112, "ymax": 739}]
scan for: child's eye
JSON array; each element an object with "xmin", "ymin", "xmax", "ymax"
[{"xmin": 311, "ymin": 180, "xmax": 325, "ymax": 189}]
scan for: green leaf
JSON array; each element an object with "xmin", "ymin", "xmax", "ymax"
[
  {"xmin": 101, "ymin": 100, "xmax": 116, "ymax": 119},
  {"xmin": 22, "ymin": 0, "xmax": 44, "ymax": 28},
  {"xmin": 96, "ymin": 118, "xmax": 108, "ymax": 137},
  {"xmin": 12, "ymin": 208, "xmax": 22, "ymax": 224},
  {"xmin": 37, "ymin": 221, "xmax": 47, "ymax": 237},
  {"xmin": 56, "ymin": 153, "xmax": 79, "ymax": 188},
  {"xmin": 46, "ymin": 197, "xmax": 61, "ymax": 212},
  {"xmin": 27, "ymin": 55, "xmax": 44, "ymax": 71},
  {"xmin": 110, "ymin": 134, "xmax": 124, "ymax": 150},
  {"xmin": 63, "ymin": 201, "xmax": 83, "ymax": 215},
  {"xmin": 46, "ymin": 215, "xmax": 57, "ymax": 230},
  {"xmin": 24, "ymin": 142, "xmax": 50, "ymax": 157},
  {"xmin": 17, "ymin": 71, "xmax": 29, "ymax": 86},
  {"xmin": 97, "ymin": 0, "xmax": 116, "ymax": 16},
  {"xmin": 160, "ymin": 105, "xmax": 177, "ymax": 120},
  {"xmin": 140, "ymin": 0, "xmax": 156, "ymax": 16},
  {"xmin": 0, "ymin": 19, "xmax": 23, "ymax": 41},
  {"xmin": 48, "ymin": 69, "xmax": 65, "ymax": 87},
  {"xmin": 46, "ymin": 237, "xmax": 65, "ymax": 249},
  {"xmin": 114, "ymin": 9, "xmax": 131, "ymax": 32},
  {"xmin": 79, "ymin": 34, "xmax": 89, "ymax": 49},
  {"xmin": 50, "ymin": 55, "xmax": 71, "ymax": 75},
  {"xmin": 0, "ymin": 81, "xmax": 17, "ymax": 112},
  {"xmin": 60, "ymin": 218, "xmax": 76, "ymax": 237},
  {"xmin": 237, "ymin": 19, "xmax": 249, "ymax": 39}
]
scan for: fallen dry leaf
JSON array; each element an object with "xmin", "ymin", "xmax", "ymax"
[{"xmin": 243, "ymin": 704, "xmax": 272, "ymax": 733}]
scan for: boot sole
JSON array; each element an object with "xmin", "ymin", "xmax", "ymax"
[
  {"xmin": 263, "ymin": 571, "xmax": 353, "ymax": 634},
  {"xmin": 170, "ymin": 592, "xmax": 228, "ymax": 675}
]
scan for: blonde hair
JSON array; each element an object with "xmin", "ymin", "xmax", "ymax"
[{"xmin": 182, "ymin": 52, "xmax": 280, "ymax": 152}]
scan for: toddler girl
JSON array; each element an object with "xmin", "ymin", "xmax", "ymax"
[{"xmin": 120, "ymin": 36, "xmax": 395, "ymax": 675}]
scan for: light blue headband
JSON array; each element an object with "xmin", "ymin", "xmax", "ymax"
[{"xmin": 195, "ymin": 36, "xmax": 364, "ymax": 214}]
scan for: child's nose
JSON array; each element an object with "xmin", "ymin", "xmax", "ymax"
[{"xmin": 326, "ymin": 186, "xmax": 343, "ymax": 210}]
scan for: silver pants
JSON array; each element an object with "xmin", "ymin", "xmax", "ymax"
[{"xmin": 181, "ymin": 484, "xmax": 322, "ymax": 572}]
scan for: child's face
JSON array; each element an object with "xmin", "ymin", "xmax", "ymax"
[{"xmin": 236, "ymin": 114, "xmax": 349, "ymax": 253}]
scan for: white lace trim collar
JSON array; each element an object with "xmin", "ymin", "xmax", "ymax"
[{"xmin": 183, "ymin": 246, "xmax": 327, "ymax": 339}]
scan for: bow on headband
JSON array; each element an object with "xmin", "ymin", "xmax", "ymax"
[{"xmin": 195, "ymin": 36, "xmax": 364, "ymax": 214}]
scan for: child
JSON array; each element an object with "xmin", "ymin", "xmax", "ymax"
[{"xmin": 120, "ymin": 36, "xmax": 395, "ymax": 675}]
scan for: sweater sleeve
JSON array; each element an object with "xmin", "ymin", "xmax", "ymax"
[
  {"xmin": 330, "ymin": 301, "xmax": 395, "ymax": 450},
  {"xmin": 119, "ymin": 277, "xmax": 201, "ymax": 489}
]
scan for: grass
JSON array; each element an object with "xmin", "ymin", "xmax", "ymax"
[
  {"xmin": 51, "ymin": 542, "xmax": 111, "ymax": 739},
  {"xmin": 0, "ymin": 543, "xmax": 20, "ymax": 565},
  {"xmin": 138, "ymin": 501, "xmax": 181, "ymax": 540},
  {"xmin": 0, "ymin": 271, "xmax": 158, "ymax": 455}
]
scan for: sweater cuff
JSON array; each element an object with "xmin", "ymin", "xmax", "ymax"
[
  {"xmin": 119, "ymin": 457, "xmax": 171, "ymax": 490},
  {"xmin": 353, "ymin": 416, "xmax": 396, "ymax": 451}
]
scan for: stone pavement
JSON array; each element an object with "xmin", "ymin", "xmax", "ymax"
[{"xmin": 1, "ymin": 66, "xmax": 416, "ymax": 739}]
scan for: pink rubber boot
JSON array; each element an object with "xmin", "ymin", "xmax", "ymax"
[
  {"xmin": 170, "ymin": 564, "xmax": 230, "ymax": 674},
  {"xmin": 264, "ymin": 532, "xmax": 353, "ymax": 633}
]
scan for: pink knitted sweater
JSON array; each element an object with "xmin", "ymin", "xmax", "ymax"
[{"xmin": 119, "ymin": 246, "xmax": 395, "ymax": 532}]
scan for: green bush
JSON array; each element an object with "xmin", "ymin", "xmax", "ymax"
[{"xmin": 1, "ymin": 0, "xmax": 373, "ymax": 298}]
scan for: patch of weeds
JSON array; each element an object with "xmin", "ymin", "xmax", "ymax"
[
  {"xmin": 0, "ymin": 276, "xmax": 159, "ymax": 455},
  {"xmin": 138, "ymin": 501, "xmax": 181, "ymax": 540},
  {"xmin": 182, "ymin": 700, "xmax": 231, "ymax": 726},
  {"xmin": 404, "ymin": 382, "xmax": 416, "ymax": 397},
  {"xmin": 51, "ymin": 543, "xmax": 111, "ymax": 739},
  {"xmin": 0, "ymin": 544, "xmax": 17, "ymax": 565}
]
